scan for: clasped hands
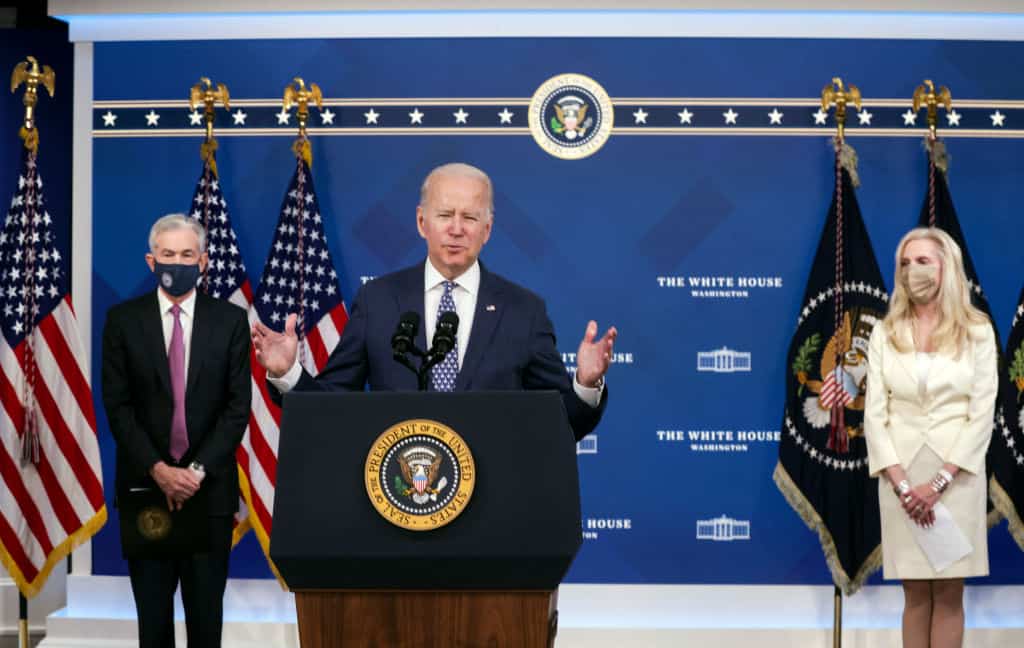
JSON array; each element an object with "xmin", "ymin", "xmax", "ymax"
[
  {"xmin": 901, "ymin": 483, "xmax": 940, "ymax": 528},
  {"xmin": 150, "ymin": 461, "xmax": 200, "ymax": 511}
]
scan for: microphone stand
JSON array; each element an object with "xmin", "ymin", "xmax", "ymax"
[{"xmin": 393, "ymin": 342, "xmax": 453, "ymax": 392}]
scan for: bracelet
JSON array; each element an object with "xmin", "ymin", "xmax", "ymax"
[
  {"xmin": 938, "ymin": 468, "xmax": 954, "ymax": 483},
  {"xmin": 930, "ymin": 471, "xmax": 951, "ymax": 494},
  {"xmin": 893, "ymin": 479, "xmax": 911, "ymax": 497}
]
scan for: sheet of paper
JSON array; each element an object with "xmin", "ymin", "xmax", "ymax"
[{"xmin": 905, "ymin": 502, "xmax": 973, "ymax": 573}]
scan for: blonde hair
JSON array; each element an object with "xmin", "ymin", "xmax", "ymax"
[{"xmin": 883, "ymin": 227, "xmax": 987, "ymax": 355}]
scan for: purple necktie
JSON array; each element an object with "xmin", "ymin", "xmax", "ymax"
[{"xmin": 168, "ymin": 304, "xmax": 189, "ymax": 461}]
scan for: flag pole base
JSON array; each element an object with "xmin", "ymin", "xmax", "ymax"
[{"xmin": 833, "ymin": 585, "xmax": 842, "ymax": 648}]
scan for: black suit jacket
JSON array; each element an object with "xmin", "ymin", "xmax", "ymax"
[
  {"xmin": 102, "ymin": 290, "xmax": 251, "ymax": 515},
  {"xmin": 270, "ymin": 262, "xmax": 607, "ymax": 440}
]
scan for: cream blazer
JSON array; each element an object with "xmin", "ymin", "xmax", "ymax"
[{"xmin": 864, "ymin": 320, "xmax": 997, "ymax": 477}]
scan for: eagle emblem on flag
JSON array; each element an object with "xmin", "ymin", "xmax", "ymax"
[{"xmin": 794, "ymin": 307, "xmax": 881, "ymax": 438}]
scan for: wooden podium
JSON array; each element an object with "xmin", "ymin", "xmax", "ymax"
[
  {"xmin": 294, "ymin": 590, "xmax": 558, "ymax": 648},
  {"xmin": 270, "ymin": 392, "xmax": 582, "ymax": 648}
]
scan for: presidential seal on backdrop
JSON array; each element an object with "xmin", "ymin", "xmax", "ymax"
[
  {"xmin": 365, "ymin": 419, "xmax": 475, "ymax": 531},
  {"xmin": 529, "ymin": 73, "xmax": 614, "ymax": 160}
]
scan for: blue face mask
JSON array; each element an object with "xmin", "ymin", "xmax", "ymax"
[{"xmin": 153, "ymin": 262, "xmax": 201, "ymax": 297}]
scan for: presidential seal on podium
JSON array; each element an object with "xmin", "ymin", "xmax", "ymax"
[{"xmin": 365, "ymin": 419, "xmax": 476, "ymax": 531}]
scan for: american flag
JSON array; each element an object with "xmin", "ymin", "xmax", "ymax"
[
  {"xmin": 246, "ymin": 156, "xmax": 348, "ymax": 569},
  {"xmin": 186, "ymin": 161, "xmax": 253, "ymax": 547},
  {"xmin": 0, "ymin": 150, "xmax": 106, "ymax": 598}
]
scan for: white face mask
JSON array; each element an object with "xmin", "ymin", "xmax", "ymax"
[{"xmin": 902, "ymin": 262, "xmax": 940, "ymax": 305}]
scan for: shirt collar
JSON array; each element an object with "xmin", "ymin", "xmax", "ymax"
[
  {"xmin": 424, "ymin": 258, "xmax": 480, "ymax": 297},
  {"xmin": 157, "ymin": 287, "xmax": 197, "ymax": 319}
]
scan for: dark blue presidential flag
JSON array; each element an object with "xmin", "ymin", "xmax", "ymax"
[
  {"xmin": 918, "ymin": 152, "xmax": 1023, "ymax": 540},
  {"xmin": 996, "ymin": 284, "xmax": 1024, "ymax": 548},
  {"xmin": 774, "ymin": 149, "xmax": 886, "ymax": 595}
]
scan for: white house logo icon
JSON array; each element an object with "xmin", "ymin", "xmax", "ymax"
[
  {"xmin": 696, "ymin": 515, "xmax": 751, "ymax": 541},
  {"xmin": 576, "ymin": 436, "xmax": 598, "ymax": 455},
  {"xmin": 697, "ymin": 347, "xmax": 752, "ymax": 373}
]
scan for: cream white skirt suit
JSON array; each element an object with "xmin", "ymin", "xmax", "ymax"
[{"xmin": 864, "ymin": 321, "xmax": 997, "ymax": 580}]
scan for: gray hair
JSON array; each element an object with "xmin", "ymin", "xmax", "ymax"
[
  {"xmin": 148, "ymin": 213, "xmax": 207, "ymax": 253},
  {"xmin": 419, "ymin": 162, "xmax": 494, "ymax": 217}
]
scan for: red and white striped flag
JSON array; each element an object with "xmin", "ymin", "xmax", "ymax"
[
  {"xmin": 186, "ymin": 160, "xmax": 254, "ymax": 547},
  {"xmin": 819, "ymin": 366, "xmax": 854, "ymax": 409},
  {"xmin": 244, "ymin": 156, "xmax": 348, "ymax": 575},
  {"xmin": 0, "ymin": 150, "xmax": 106, "ymax": 598}
]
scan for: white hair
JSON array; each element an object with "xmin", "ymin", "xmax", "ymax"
[
  {"xmin": 148, "ymin": 213, "xmax": 207, "ymax": 253},
  {"xmin": 419, "ymin": 162, "xmax": 494, "ymax": 217}
]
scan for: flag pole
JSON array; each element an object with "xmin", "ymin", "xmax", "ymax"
[
  {"xmin": 281, "ymin": 76, "xmax": 324, "ymax": 367},
  {"xmin": 820, "ymin": 75, "xmax": 862, "ymax": 648},
  {"xmin": 188, "ymin": 77, "xmax": 230, "ymax": 293},
  {"xmin": 18, "ymin": 593, "xmax": 28, "ymax": 648},
  {"xmin": 911, "ymin": 79, "xmax": 951, "ymax": 227},
  {"xmin": 833, "ymin": 585, "xmax": 843, "ymax": 648}
]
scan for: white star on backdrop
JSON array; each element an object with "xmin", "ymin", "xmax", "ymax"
[
  {"xmin": 320, "ymin": 109, "xmax": 336, "ymax": 125},
  {"xmin": 857, "ymin": 109, "xmax": 873, "ymax": 126},
  {"xmin": 232, "ymin": 109, "xmax": 247, "ymax": 125},
  {"xmin": 723, "ymin": 108, "xmax": 738, "ymax": 125},
  {"xmin": 902, "ymin": 109, "xmax": 917, "ymax": 126},
  {"xmin": 364, "ymin": 108, "xmax": 380, "ymax": 125},
  {"xmin": 946, "ymin": 110, "xmax": 962, "ymax": 126},
  {"xmin": 677, "ymin": 108, "xmax": 693, "ymax": 124},
  {"xmin": 768, "ymin": 108, "xmax": 783, "ymax": 125},
  {"xmin": 632, "ymin": 108, "xmax": 648, "ymax": 124},
  {"xmin": 144, "ymin": 110, "xmax": 160, "ymax": 127},
  {"xmin": 276, "ymin": 108, "xmax": 291, "ymax": 125},
  {"xmin": 453, "ymin": 108, "xmax": 469, "ymax": 124},
  {"xmin": 409, "ymin": 108, "xmax": 424, "ymax": 124},
  {"xmin": 498, "ymin": 108, "xmax": 514, "ymax": 124},
  {"xmin": 188, "ymin": 110, "xmax": 203, "ymax": 126},
  {"xmin": 101, "ymin": 111, "xmax": 117, "ymax": 127},
  {"xmin": 991, "ymin": 110, "xmax": 1006, "ymax": 127},
  {"xmin": 813, "ymin": 109, "xmax": 828, "ymax": 125}
]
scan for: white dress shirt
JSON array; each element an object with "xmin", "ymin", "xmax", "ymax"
[
  {"xmin": 269, "ymin": 259, "xmax": 603, "ymax": 407},
  {"xmin": 157, "ymin": 288, "xmax": 196, "ymax": 377},
  {"xmin": 424, "ymin": 258, "xmax": 478, "ymax": 369}
]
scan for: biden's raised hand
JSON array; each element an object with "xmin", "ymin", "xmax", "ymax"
[
  {"xmin": 575, "ymin": 320, "xmax": 617, "ymax": 388},
  {"xmin": 252, "ymin": 313, "xmax": 298, "ymax": 378}
]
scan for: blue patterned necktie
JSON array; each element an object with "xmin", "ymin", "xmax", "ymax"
[{"xmin": 431, "ymin": 280, "xmax": 459, "ymax": 392}]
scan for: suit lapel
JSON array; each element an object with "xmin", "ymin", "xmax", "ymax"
[
  {"xmin": 141, "ymin": 292, "xmax": 172, "ymax": 394},
  {"xmin": 186, "ymin": 293, "xmax": 207, "ymax": 396},
  {"xmin": 456, "ymin": 265, "xmax": 504, "ymax": 391},
  {"xmin": 890, "ymin": 322, "xmax": 919, "ymax": 391}
]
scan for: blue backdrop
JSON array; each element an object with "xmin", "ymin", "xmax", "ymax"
[{"xmin": 87, "ymin": 37, "xmax": 1024, "ymax": 585}]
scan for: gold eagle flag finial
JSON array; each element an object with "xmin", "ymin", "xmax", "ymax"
[
  {"xmin": 283, "ymin": 77, "xmax": 324, "ymax": 167},
  {"xmin": 10, "ymin": 55, "xmax": 56, "ymax": 152},
  {"xmin": 188, "ymin": 77, "xmax": 231, "ymax": 177},
  {"xmin": 820, "ymin": 77, "xmax": 862, "ymax": 142},
  {"xmin": 912, "ymin": 79, "xmax": 952, "ymax": 141}
]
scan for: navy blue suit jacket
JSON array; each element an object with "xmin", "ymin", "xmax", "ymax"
[{"xmin": 271, "ymin": 262, "xmax": 606, "ymax": 440}]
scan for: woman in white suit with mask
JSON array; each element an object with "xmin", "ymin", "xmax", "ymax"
[{"xmin": 864, "ymin": 227, "xmax": 998, "ymax": 648}]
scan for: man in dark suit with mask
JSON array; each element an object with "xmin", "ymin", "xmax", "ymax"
[
  {"xmin": 102, "ymin": 214, "xmax": 250, "ymax": 648},
  {"xmin": 251, "ymin": 163, "xmax": 616, "ymax": 440}
]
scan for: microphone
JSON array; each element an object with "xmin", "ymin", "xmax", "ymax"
[
  {"xmin": 391, "ymin": 311, "xmax": 421, "ymax": 357},
  {"xmin": 431, "ymin": 311, "xmax": 459, "ymax": 356}
]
